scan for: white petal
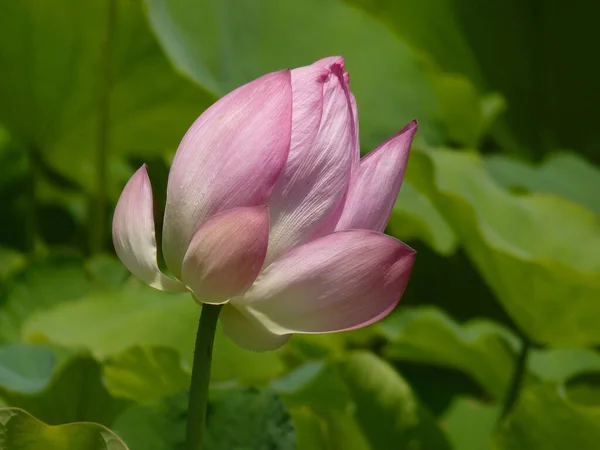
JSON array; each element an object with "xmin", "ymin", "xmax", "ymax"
[
  {"xmin": 220, "ymin": 304, "xmax": 290, "ymax": 352},
  {"xmin": 112, "ymin": 166, "xmax": 185, "ymax": 292}
]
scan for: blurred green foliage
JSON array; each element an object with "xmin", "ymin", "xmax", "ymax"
[{"xmin": 0, "ymin": 0, "xmax": 599, "ymax": 448}]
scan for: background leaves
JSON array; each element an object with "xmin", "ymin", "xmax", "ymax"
[{"xmin": 0, "ymin": 0, "xmax": 598, "ymax": 448}]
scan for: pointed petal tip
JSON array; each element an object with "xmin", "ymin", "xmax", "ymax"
[
  {"xmin": 397, "ymin": 119, "xmax": 418, "ymax": 138},
  {"xmin": 113, "ymin": 167, "xmax": 186, "ymax": 292},
  {"xmin": 312, "ymin": 56, "xmax": 346, "ymax": 71}
]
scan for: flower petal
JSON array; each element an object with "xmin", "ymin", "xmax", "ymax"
[
  {"xmin": 112, "ymin": 166, "xmax": 186, "ymax": 292},
  {"xmin": 220, "ymin": 304, "xmax": 290, "ymax": 352},
  {"xmin": 163, "ymin": 71, "xmax": 292, "ymax": 277},
  {"xmin": 237, "ymin": 230, "xmax": 416, "ymax": 334},
  {"xmin": 335, "ymin": 121, "xmax": 417, "ymax": 232},
  {"xmin": 181, "ymin": 206, "xmax": 270, "ymax": 305},
  {"xmin": 313, "ymin": 57, "xmax": 359, "ymax": 168},
  {"xmin": 265, "ymin": 60, "xmax": 355, "ymax": 264}
]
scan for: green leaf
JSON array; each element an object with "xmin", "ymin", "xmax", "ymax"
[
  {"xmin": 338, "ymin": 351, "xmax": 452, "ymax": 450},
  {"xmin": 414, "ymin": 148, "xmax": 600, "ymax": 346},
  {"xmin": 205, "ymin": 387, "xmax": 296, "ymax": 450},
  {"xmin": 387, "ymin": 182, "xmax": 457, "ymax": 256},
  {"xmin": 485, "ymin": 153, "xmax": 600, "ymax": 217},
  {"xmin": 431, "ymin": 73, "xmax": 505, "ymax": 148},
  {"xmin": 345, "ymin": 0, "xmax": 600, "ymax": 161},
  {"xmin": 85, "ymin": 255, "xmax": 130, "ymax": 289},
  {"xmin": 380, "ymin": 307, "xmax": 518, "ymax": 400},
  {"xmin": 440, "ymin": 397, "xmax": 499, "ymax": 450},
  {"xmin": 273, "ymin": 361, "xmax": 371, "ymax": 450},
  {"xmin": 273, "ymin": 361, "xmax": 351, "ymax": 412},
  {"xmin": 0, "ymin": 344, "xmax": 70, "ymax": 395},
  {"xmin": 0, "ymin": 253, "xmax": 91, "ymax": 344},
  {"xmin": 0, "ymin": 344, "xmax": 130, "ymax": 426},
  {"xmin": 0, "ymin": 0, "xmax": 213, "ymax": 196},
  {"xmin": 0, "ymin": 247, "xmax": 25, "ymax": 283},
  {"xmin": 103, "ymin": 346, "xmax": 189, "ymax": 404},
  {"xmin": 564, "ymin": 373, "xmax": 600, "ymax": 407},
  {"xmin": 287, "ymin": 408, "xmax": 328, "ymax": 450},
  {"xmin": 146, "ymin": 0, "xmax": 460, "ymax": 148},
  {"xmin": 112, "ymin": 392, "xmax": 187, "ymax": 450},
  {"xmin": 22, "ymin": 281, "xmax": 285, "ymax": 382},
  {"xmin": 0, "ymin": 407, "xmax": 129, "ymax": 450},
  {"xmin": 528, "ymin": 348, "xmax": 600, "ymax": 383},
  {"xmin": 114, "ymin": 388, "xmax": 296, "ymax": 450},
  {"xmin": 492, "ymin": 384, "xmax": 600, "ymax": 449}
]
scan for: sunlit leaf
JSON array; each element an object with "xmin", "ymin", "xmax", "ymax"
[
  {"xmin": 387, "ymin": 182, "xmax": 457, "ymax": 256},
  {"xmin": 0, "ymin": 253, "xmax": 90, "ymax": 344},
  {"xmin": 528, "ymin": 348, "xmax": 600, "ymax": 383},
  {"xmin": 485, "ymin": 152, "xmax": 600, "ymax": 217},
  {"xmin": 440, "ymin": 397, "xmax": 499, "ymax": 450},
  {"xmin": 413, "ymin": 148, "xmax": 600, "ymax": 346},
  {"xmin": 492, "ymin": 384, "xmax": 600, "ymax": 449},
  {"xmin": 22, "ymin": 281, "xmax": 285, "ymax": 383},
  {"xmin": 103, "ymin": 346, "xmax": 189, "ymax": 404},
  {"xmin": 0, "ymin": 407, "xmax": 129, "ymax": 450},
  {"xmin": 338, "ymin": 351, "xmax": 452, "ymax": 449},
  {"xmin": 380, "ymin": 307, "xmax": 518, "ymax": 399}
]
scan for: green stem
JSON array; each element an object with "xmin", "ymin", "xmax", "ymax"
[
  {"xmin": 90, "ymin": 0, "xmax": 116, "ymax": 254},
  {"xmin": 187, "ymin": 304, "xmax": 222, "ymax": 450},
  {"xmin": 500, "ymin": 339, "xmax": 531, "ymax": 419}
]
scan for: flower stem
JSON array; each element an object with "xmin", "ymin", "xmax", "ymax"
[
  {"xmin": 90, "ymin": 0, "xmax": 116, "ymax": 254},
  {"xmin": 500, "ymin": 338, "xmax": 531, "ymax": 419},
  {"xmin": 187, "ymin": 304, "xmax": 222, "ymax": 450}
]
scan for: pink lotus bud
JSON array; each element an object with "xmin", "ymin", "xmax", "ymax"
[{"xmin": 113, "ymin": 57, "xmax": 417, "ymax": 351}]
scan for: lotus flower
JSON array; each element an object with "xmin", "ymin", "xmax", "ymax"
[{"xmin": 113, "ymin": 57, "xmax": 417, "ymax": 351}]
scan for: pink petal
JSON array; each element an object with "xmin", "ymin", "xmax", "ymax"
[
  {"xmin": 335, "ymin": 121, "xmax": 417, "ymax": 232},
  {"xmin": 313, "ymin": 57, "xmax": 358, "ymax": 165},
  {"xmin": 181, "ymin": 206, "xmax": 270, "ymax": 305},
  {"xmin": 312, "ymin": 57, "xmax": 358, "ymax": 165},
  {"xmin": 236, "ymin": 230, "xmax": 416, "ymax": 334},
  {"xmin": 112, "ymin": 166, "xmax": 186, "ymax": 292},
  {"xmin": 163, "ymin": 71, "xmax": 292, "ymax": 277},
  {"xmin": 265, "ymin": 60, "xmax": 355, "ymax": 264},
  {"xmin": 220, "ymin": 304, "xmax": 290, "ymax": 352}
]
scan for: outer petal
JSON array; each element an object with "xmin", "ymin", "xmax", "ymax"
[
  {"xmin": 220, "ymin": 304, "xmax": 290, "ymax": 352},
  {"xmin": 335, "ymin": 121, "xmax": 417, "ymax": 232},
  {"xmin": 163, "ymin": 71, "xmax": 292, "ymax": 277},
  {"xmin": 265, "ymin": 60, "xmax": 355, "ymax": 264},
  {"xmin": 236, "ymin": 230, "xmax": 416, "ymax": 334},
  {"xmin": 112, "ymin": 166, "xmax": 186, "ymax": 292},
  {"xmin": 181, "ymin": 206, "xmax": 269, "ymax": 305}
]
